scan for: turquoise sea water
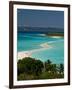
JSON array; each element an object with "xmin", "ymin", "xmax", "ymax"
[{"xmin": 17, "ymin": 32, "xmax": 64, "ymax": 64}]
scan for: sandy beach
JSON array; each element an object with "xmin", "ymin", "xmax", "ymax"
[
  {"xmin": 50, "ymin": 36, "xmax": 63, "ymax": 38},
  {"xmin": 18, "ymin": 43, "xmax": 52, "ymax": 60}
]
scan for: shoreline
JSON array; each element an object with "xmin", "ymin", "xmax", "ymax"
[
  {"xmin": 17, "ymin": 34, "xmax": 64, "ymax": 60},
  {"xmin": 18, "ymin": 43, "xmax": 52, "ymax": 60}
]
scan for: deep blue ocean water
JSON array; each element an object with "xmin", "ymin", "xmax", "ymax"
[{"xmin": 17, "ymin": 32, "xmax": 64, "ymax": 64}]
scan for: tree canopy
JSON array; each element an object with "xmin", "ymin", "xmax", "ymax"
[{"xmin": 17, "ymin": 57, "xmax": 64, "ymax": 80}]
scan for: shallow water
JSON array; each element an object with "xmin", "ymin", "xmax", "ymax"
[{"xmin": 17, "ymin": 32, "xmax": 64, "ymax": 64}]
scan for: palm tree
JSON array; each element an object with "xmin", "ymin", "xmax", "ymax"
[
  {"xmin": 59, "ymin": 63, "xmax": 64, "ymax": 74},
  {"xmin": 45, "ymin": 59, "xmax": 52, "ymax": 72},
  {"xmin": 47, "ymin": 59, "xmax": 52, "ymax": 64},
  {"xmin": 45, "ymin": 60, "xmax": 57, "ymax": 74},
  {"xmin": 51, "ymin": 64, "xmax": 57, "ymax": 73}
]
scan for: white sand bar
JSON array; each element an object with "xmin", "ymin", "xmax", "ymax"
[{"xmin": 18, "ymin": 43, "xmax": 52, "ymax": 60}]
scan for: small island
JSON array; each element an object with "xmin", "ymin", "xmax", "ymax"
[{"xmin": 45, "ymin": 33, "xmax": 64, "ymax": 37}]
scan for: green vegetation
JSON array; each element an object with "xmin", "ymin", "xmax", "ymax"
[{"xmin": 17, "ymin": 57, "xmax": 64, "ymax": 80}]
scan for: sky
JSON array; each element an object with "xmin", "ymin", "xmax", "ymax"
[{"xmin": 17, "ymin": 9, "xmax": 64, "ymax": 28}]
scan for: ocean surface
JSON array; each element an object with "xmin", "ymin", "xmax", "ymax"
[{"xmin": 17, "ymin": 32, "xmax": 64, "ymax": 64}]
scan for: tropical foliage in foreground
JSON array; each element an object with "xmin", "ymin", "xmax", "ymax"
[{"xmin": 17, "ymin": 57, "xmax": 64, "ymax": 80}]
